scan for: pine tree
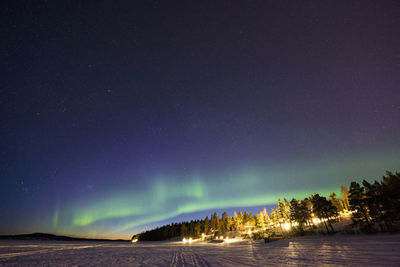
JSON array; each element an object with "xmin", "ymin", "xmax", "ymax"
[
  {"xmin": 194, "ymin": 221, "xmax": 202, "ymax": 237},
  {"xmin": 381, "ymin": 171, "xmax": 400, "ymax": 224},
  {"xmin": 263, "ymin": 208, "xmax": 271, "ymax": 225},
  {"xmin": 189, "ymin": 221, "xmax": 195, "ymax": 236},
  {"xmin": 310, "ymin": 194, "xmax": 338, "ymax": 233},
  {"xmin": 211, "ymin": 212, "xmax": 220, "ymax": 233},
  {"xmin": 226, "ymin": 217, "xmax": 233, "ymax": 232},
  {"xmin": 204, "ymin": 216, "xmax": 210, "ymax": 234},
  {"xmin": 222, "ymin": 212, "xmax": 229, "ymax": 234},
  {"xmin": 363, "ymin": 180, "xmax": 387, "ymax": 230},
  {"xmin": 349, "ymin": 182, "xmax": 371, "ymax": 227},
  {"xmin": 290, "ymin": 198, "xmax": 311, "ymax": 232},
  {"xmin": 248, "ymin": 213, "xmax": 256, "ymax": 229},
  {"xmin": 256, "ymin": 211, "xmax": 266, "ymax": 230},
  {"xmin": 283, "ymin": 198, "xmax": 292, "ymax": 222},
  {"xmin": 263, "ymin": 207, "xmax": 268, "ymax": 217},
  {"xmin": 236, "ymin": 211, "xmax": 244, "ymax": 231},
  {"xmin": 278, "ymin": 198, "xmax": 289, "ymax": 232},
  {"xmin": 340, "ymin": 185, "xmax": 350, "ymax": 211},
  {"xmin": 272, "ymin": 206, "xmax": 284, "ymax": 234},
  {"xmin": 180, "ymin": 223, "xmax": 187, "ymax": 238},
  {"xmin": 243, "ymin": 210, "xmax": 250, "ymax": 226},
  {"xmin": 329, "ymin": 192, "xmax": 344, "ymax": 213}
]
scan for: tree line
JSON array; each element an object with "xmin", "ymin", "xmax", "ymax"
[{"xmin": 132, "ymin": 171, "xmax": 400, "ymax": 241}]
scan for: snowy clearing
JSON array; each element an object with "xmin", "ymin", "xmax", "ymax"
[{"xmin": 1, "ymin": 234, "xmax": 399, "ymax": 266}]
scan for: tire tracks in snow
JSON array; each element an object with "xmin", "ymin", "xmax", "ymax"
[
  {"xmin": 169, "ymin": 246, "xmax": 212, "ymax": 267},
  {"xmin": 170, "ymin": 247, "xmax": 185, "ymax": 267}
]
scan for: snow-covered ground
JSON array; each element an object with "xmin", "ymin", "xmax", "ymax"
[{"xmin": 1, "ymin": 234, "xmax": 399, "ymax": 266}]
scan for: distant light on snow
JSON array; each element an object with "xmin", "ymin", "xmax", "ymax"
[{"xmin": 223, "ymin": 238, "xmax": 240, "ymax": 243}]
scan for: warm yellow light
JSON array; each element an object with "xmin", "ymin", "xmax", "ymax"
[
  {"xmin": 131, "ymin": 239, "xmax": 138, "ymax": 243},
  {"xmin": 284, "ymin": 222, "xmax": 291, "ymax": 230},
  {"xmin": 223, "ymin": 238, "xmax": 239, "ymax": 243},
  {"xmin": 312, "ymin": 218, "xmax": 320, "ymax": 224},
  {"xmin": 247, "ymin": 230, "xmax": 252, "ymax": 235}
]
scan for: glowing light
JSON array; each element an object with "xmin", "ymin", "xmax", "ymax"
[
  {"xmin": 247, "ymin": 230, "xmax": 252, "ymax": 235},
  {"xmin": 131, "ymin": 239, "xmax": 138, "ymax": 243},
  {"xmin": 182, "ymin": 237, "xmax": 197, "ymax": 244},
  {"xmin": 284, "ymin": 222, "xmax": 291, "ymax": 230},
  {"xmin": 341, "ymin": 210, "xmax": 353, "ymax": 217},
  {"xmin": 312, "ymin": 218, "xmax": 320, "ymax": 224},
  {"xmin": 223, "ymin": 238, "xmax": 240, "ymax": 243}
]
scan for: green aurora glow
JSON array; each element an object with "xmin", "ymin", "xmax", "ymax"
[{"xmin": 49, "ymin": 150, "xmax": 399, "ymax": 238}]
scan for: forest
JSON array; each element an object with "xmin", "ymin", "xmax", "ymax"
[{"xmin": 132, "ymin": 171, "xmax": 400, "ymax": 241}]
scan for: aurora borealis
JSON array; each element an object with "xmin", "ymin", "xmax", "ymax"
[{"xmin": 1, "ymin": 1, "xmax": 400, "ymax": 239}]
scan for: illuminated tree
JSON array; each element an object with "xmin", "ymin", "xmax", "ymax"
[
  {"xmin": 243, "ymin": 210, "xmax": 250, "ymax": 226},
  {"xmin": 278, "ymin": 199, "xmax": 290, "ymax": 222},
  {"xmin": 226, "ymin": 217, "xmax": 233, "ymax": 232},
  {"xmin": 211, "ymin": 212, "xmax": 220, "ymax": 233},
  {"xmin": 270, "ymin": 206, "xmax": 283, "ymax": 234},
  {"xmin": 284, "ymin": 198, "xmax": 291, "ymax": 219},
  {"xmin": 329, "ymin": 192, "xmax": 344, "ymax": 213},
  {"xmin": 269, "ymin": 208, "xmax": 275, "ymax": 224},
  {"xmin": 263, "ymin": 208, "xmax": 271, "ymax": 225},
  {"xmin": 310, "ymin": 194, "xmax": 338, "ymax": 233},
  {"xmin": 278, "ymin": 198, "xmax": 290, "ymax": 233},
  {"xmin": 340, "ymin": 185, "xmax": 350, "ymax": 210},
  {"xmin": 290, "ymin": 198, "xmax": 311, "ymax": 232},
  {"xmin": 236, "ymin": 211, "xmax": 244, "ymax": 231},
  {"xmin": 256, "ymin": 211, "xmax": 266, "ymax": 230},
  {"xmin": 221, "ymin": 212, "xmax": 229, "ymax": 234},
  {"xmin": 248, "ymin": 213, "xmax": 256, "ymax": 229}
]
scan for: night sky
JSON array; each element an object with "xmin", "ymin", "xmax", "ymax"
[{"xmin": 1, "ymin": 1, "xmax": 399, "ymax": 239}]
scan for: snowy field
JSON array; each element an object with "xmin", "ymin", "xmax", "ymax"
[{"xmin": 1, "ymin": 234, "xmax": 400, "ymax": 266}]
